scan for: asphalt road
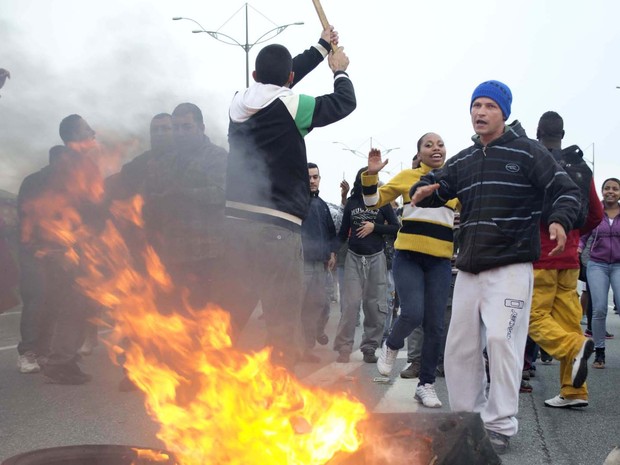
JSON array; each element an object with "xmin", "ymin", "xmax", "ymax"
[{"xmin": 1, "ymin": 299, "xmax": 619, "ymax": 465}]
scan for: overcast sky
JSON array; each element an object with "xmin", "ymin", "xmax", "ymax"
[{"xmin": 1, "ymin": 0, "xmax": 619, "ymax": 203}]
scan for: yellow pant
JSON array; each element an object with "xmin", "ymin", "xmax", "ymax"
[{"xmin": 529, "ymin": 269, "xmax": 588, "ymax": 399}]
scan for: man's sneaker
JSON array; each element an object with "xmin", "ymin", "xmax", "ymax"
[
  {"xmin": 544, "ymin": 394, "xmax": 588, "ymax": 408},
  {"xmin": 572, "ymin": 338, "xmax": 594, "ymax": 388},
  {"xmin": 43, "ymin": 363, "xmax": 92, "ymax": 385},
  {"xmin": 17, "ymin": 352, "xmax": 41, "ymax": 374},
  {"xmin": 316, "ymin": 334, "xmax": 329, "ymax": 346},
  {"xmin": 593, "ymin": 354, "xmax": 605, "ymax": 369},
  {"xmin": 377, "ymin": 342, "xmax": 398, "ymax": 376},
  {"xmin": 584, "ymin": 328, "xmax": 593, "ymax": 337},
  {"xmin": 605, "ymin": 331, "xmax": 614, "ymax": 339},
  {"xmin": 519, "ymin": 379, "xmax": 533, "ymax": 393},
  {"xmin": 336, "ymin": 351, "xmax": 350, "ymax": 363},
  {"xmin": 540, "ymin": 349, "xmax": 553, "ymax": 364},
  {"xmin": 522, "ymin": 369, "xmax": 531, "ymax": 380},
  {"xmin": 362, "ymin": 351, "xmax": 378, "ymax": 364},
  {"xmin": 400, "ymin": 359, "xmax": 421, "ymax": 379},
  {"xmin": 414, "ymin": 383, "xmax": 442, "ymax": 408},
  {"xmin": 486, "ymin": 430, "xmax": 510, "ymax": 455}
]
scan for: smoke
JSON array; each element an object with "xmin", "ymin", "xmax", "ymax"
[{"xmin": 0, "ymin": 7, "xmax": 230, "ymax": 195}]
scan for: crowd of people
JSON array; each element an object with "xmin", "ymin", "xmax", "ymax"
[{"xmin": 2, "ymin": 27, "xmax": 619, "ymax": 458}]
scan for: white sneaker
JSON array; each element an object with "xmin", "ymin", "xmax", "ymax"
[
  {"xmin": 17, "ymin": 352, "xmax": 41, "ymax": 373},
  {"xmin": 415, "ymin": 383, "xmax": 442, "ymax": 408},
  {"xmin": 377, "ymin": 342, "xmax": 398, "ymax": 376},
  {"xmin": 544, "ymin": 394, "xmax": 588, "ymax": 408}
]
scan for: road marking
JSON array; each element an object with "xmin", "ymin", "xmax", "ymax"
[
  {"xmin": 374, "ymin": 376, "xmax": 421, "ymax": 413},
  {"xmin": 0, "ymin": 344, "xmax": 17, "ymax": 351},
  {"xmin": 0, "ymin": 310, "xmax": 21, "ymax": 317}
]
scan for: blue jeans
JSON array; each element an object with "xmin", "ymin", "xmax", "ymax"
[
  {"xmin": 388, "ymin": 250, "xmax": 451, "ymax": 385},
  {"xmin": 586, "ymin": 260, "xmax": 620, "ymax": 349}
]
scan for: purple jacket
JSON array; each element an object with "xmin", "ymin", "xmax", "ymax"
[{"xmin": 579, "ymin": 204, "xmax": 620, "ymax": 264}]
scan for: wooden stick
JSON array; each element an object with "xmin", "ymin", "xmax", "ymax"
[{"xmin": 311, "ymin": 0, "xmax": 338, "ymax": 52}]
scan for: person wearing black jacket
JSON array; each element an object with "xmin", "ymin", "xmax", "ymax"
[
  {"xmin": 225, "ymin": 26, "xmax": 355, "ymax": 369},
  {"xmin": 410, "ymin": 80, "xmax": 580, "ymax": 455},
  {"xmin": 333, "ymin": 167, "xmax": 399, "ymax": 364},
  {"xmin": 300, "ymin": 163, "xmax": 338, "ymax": 362}
]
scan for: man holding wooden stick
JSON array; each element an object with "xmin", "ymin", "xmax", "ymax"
[{"xmin": 225, "ymin": 24, "xmax": 356, "ymax": 369}]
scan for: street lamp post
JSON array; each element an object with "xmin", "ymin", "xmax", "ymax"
[{"xmin": 173, "ymin": 4, "xmax": 303, "ymax": 88}]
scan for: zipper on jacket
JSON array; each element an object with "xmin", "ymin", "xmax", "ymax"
[{"xmin": 469, "ymin": 148, "xmax": 486, "ymax": 272}]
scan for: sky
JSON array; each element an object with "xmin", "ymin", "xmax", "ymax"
[{"xmin": 1, "ymin": 0, "xmax": 619, "ymax": 205}]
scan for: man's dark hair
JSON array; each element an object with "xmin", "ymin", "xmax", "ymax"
[
  {"xmin": 537, "ymin": 111, "xmax": 564, "ymax": 140},
  {"xmin": 307, "ymin": 162, "xmax": 319, "ymax": 170},
  {"xmin": 255, "ymin": 44, "xmax": 292, "ymax": 86},
  {"xmin": 172, "ymin": 103, "xmax": 203, "ymax": 125},
  {"xmin": 152, "ymin": 112, "xmax": 172, "ymax": 121},
  {"xmin": 59, "ymin": 114, "xmax": 84, "ymax": 143},
  {"xmin": 49, "ymin": 145, "xmax": 70, "ymax": 164}
]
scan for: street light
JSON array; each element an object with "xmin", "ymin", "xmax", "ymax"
[
  {"xmin": 332, "ymin": 141, "xmax": 400, "ymax": 159},
  {"xmin": 173, "ymin": 3, "xmax": 303, "ymax": 88}
]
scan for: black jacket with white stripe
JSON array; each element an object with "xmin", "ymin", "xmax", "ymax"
[{"xmin": 411, "ymin": 121, "xmax": 580, "ymax": 274}]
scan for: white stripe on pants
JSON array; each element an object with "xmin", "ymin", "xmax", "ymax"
[{"xmin": 444, "ymin": 262, "xmax": 533, "ymax": 437}]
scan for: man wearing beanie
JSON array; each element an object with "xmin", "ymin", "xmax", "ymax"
[{"xmin": 410, "ymin": 80, "xmax": 581, "ymax": 455}]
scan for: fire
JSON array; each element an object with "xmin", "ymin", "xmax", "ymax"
[{"xmin": 27, "ymin": 153, "xmax": 368, "ymax": 465}]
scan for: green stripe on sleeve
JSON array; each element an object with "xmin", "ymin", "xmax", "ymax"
[{"xmin": 295, "ymin": 94, "xmax": 315, "ymax": 137}]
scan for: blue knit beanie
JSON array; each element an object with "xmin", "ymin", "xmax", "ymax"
[{"xmin": 470, "ymin": 80, "xmax": 512, "ymax": 120}]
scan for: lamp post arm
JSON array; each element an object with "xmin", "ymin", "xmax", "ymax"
[{"xmin": 247, "ymin": 22, "xmax": 305, "ymax": 51}]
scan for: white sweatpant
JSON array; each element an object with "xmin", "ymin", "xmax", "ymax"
[{"xmin": 445, "ymin": 262, "xmax": 533, "ymax": 437}]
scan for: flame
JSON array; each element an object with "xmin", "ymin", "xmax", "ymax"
[
  {"xmin": 132, "ymin": 448, "xmax": 172, "ymax": 464},
  {"xmin": 24, "ymin": 151, "xmax": 367, "ymax": 465}
]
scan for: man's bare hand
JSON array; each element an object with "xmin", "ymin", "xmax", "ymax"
[
  {"xmin": 321, "ymin": 26, "xmax": 339, "ymax": 47},
  {"xmin": 340, "ymin": 179, "xmax": 350, "ymax": 205},
  {"xmin": 548, "ymin": 222, "xmax": 567, "ymax": 256},
  {"xmin": 328, "ymin": 46, "xmax": 349, "ymax": 72},
  {"xmin": 327, "ymin": 253, "xmax": 337, "ymax": 271},
  {"xmin": 410, "ymin": 183, "xmax": 440, "ymax": 207},
  {"xmin": 367, "ymin": 148, "xmax": 388, "ymax": 175}
]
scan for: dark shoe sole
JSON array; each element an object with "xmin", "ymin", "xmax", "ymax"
[
  {"xmin": 544, "ymin": 399, "xmax": 588, "ymax": 408},
  {"xmin": 572, "ymin": 339, "xmax": 594, "ymax": 388}
]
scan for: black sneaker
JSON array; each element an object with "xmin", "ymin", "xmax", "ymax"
[
  {"xmin": 43, "ymin": 363, "xmax": 92, "ymax": 385},
  {"xmin": 362, "ymin": 351, "xmax": 378, "ymax": 364},
  {"xmin": 540, "ymin": 349, "xmax": 553, "ymax": 364},
  {"xmin": 316, "ymin": 334, "xmax": 329, "ymax": 346}
]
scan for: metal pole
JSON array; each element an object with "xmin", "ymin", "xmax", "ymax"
[{"xmin": 245, "ymin": 3, "xmax": 250, "ymax": 88}]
